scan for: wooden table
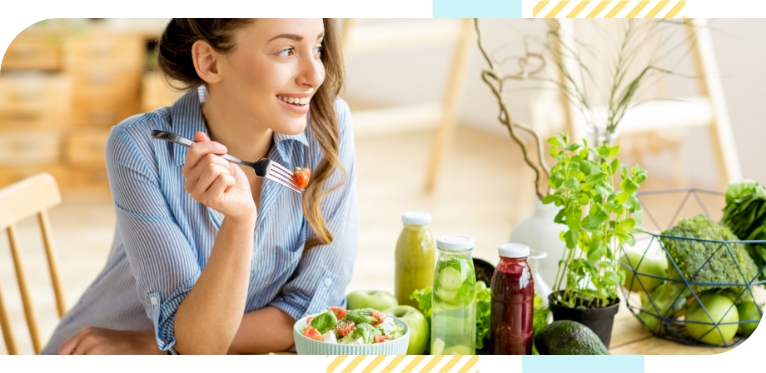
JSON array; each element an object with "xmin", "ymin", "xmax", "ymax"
[{"xmin": 609, "ymin": 287, "xmax": 765, "ymax": 355}]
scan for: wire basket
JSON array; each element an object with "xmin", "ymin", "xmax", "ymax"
[{"xmin": 619, "ymin": 189, "xmax": 766, "ymax": 347}]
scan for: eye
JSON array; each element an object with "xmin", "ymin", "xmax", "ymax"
[
  {"xmin": 314, "ymin": 44, "xmax": 323, "ymax": 57},
  {"xmin": 277, "ymin": 47, "xmax": 295, "ymax": 57}
]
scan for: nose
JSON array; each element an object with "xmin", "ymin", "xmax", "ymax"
[{"xmin": 297, "ymin": 52, "xmax": 324, "ymax": 89}]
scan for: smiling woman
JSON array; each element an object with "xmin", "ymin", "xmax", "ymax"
[{"xmin": 40, "ymin": 18, "xmax": 359, "ymax": 355}]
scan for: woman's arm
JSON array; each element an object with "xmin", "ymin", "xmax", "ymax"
[
  {"xmin": 171, "ymin": 132, "xmax": 257, "ymax": 354},
  {"xmin": 228, "ymin": 307, "xmax": 295, "ymax": 354}
]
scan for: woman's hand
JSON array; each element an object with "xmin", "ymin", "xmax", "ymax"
[
  {"xmin": 58, "ymin": 328, "xmax": 165, "ymax": 355},
  {"xmin": 182, "ymin": 132, "xmax": 256, "ymax": 222}
]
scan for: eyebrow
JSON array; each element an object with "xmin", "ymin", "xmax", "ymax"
[{"xmin": 269, "ymin": 32, "xmax": 325, "ymax": 42}]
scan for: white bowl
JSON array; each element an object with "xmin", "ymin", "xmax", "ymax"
[{"xmin": 293, "ymin": 314, "xmax": 410, "ymax": 355}]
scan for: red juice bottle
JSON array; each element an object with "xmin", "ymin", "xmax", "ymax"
[{"xmin": 490, "ymin": 243, "xmax": 534, "ymax": 355}]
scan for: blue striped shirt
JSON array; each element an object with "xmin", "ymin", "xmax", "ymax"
[{"xmin": 42, "ymin": 86, "xmax": 359, "ymax": 354}]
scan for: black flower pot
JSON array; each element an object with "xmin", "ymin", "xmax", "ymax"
[{"xmin": 548, "ymin": 292, "xmax": 620, "ymax": 348}]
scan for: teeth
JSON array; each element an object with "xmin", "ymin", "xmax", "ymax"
[{"xmin": 278, "ymin": 95, "xmax": 310, "ymax": 105}]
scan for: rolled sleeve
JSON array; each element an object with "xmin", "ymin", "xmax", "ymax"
[
  {"xmin": 107, "ymin": 126, "xmax": 202, "ymax": 354},
  {"xmin": 270, "ymin": 98, "xmax": 359, "ymax": 320}
]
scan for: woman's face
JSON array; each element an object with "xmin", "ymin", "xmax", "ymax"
[{"xmin": 217, "ymin": 19, "xmax": 326, "ymax": 135}]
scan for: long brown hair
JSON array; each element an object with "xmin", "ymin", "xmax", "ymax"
[{"xmin": 156, "ymin": 19, "xmax": 347, "ymax": 251}]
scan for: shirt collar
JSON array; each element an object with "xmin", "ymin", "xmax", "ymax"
[{"xmin": 168, "ymin": 85, "xmax": 309, "ymax": 166}]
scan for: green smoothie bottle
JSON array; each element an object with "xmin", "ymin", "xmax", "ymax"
[
  {"xmin": 431, "ymin": 235, "xmax": 476, "ymax": 355},
  {"xmin": 395, "ymin": 211, "xmax": 436, "ymax": 307}
]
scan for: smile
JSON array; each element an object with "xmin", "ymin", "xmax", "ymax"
[{"xmin": 277, "ymin": 95, "xmax": 310, "ymax": 106}]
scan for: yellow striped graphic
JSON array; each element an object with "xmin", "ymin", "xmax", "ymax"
[
  {"xmin": 533, "ymin": 0, "xmax": 550, "ymax": 16},
  {"xmin": 545, "ymin": 1, "xmax": 570, "ymax": 18},
  {"xmin": 566, "ymin": 1, "xmax": 591, "ymax": 17},
  {"xmin": 586, "ymin": 1, "xmax": 611, "ymax": 17},
  {"xmin": 604, "ymin": 1, "xmax": 628, "ymax": 17},
  {"xmin": 645, "ymin": 1, "xmax": 670, "ymax": 18},
  {"xmin": 325, "ymin": 355, "xmax": 481, "ymax": 373},
  {"xmin": 533, "ymin": 0, "xmax": 685, "ymax": 18},
  {"xmin": 625, "ymin": 0, "xmax": 650, "ymax": 17}
]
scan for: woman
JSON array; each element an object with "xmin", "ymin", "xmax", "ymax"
[{"xmin": 42, "ymin": 18, "xmax": 358, "ymax": 355}]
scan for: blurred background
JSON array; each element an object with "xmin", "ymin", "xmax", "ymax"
[{"xmin": 0, "ymin": 18, "xmax": 764, "ymax": 354}]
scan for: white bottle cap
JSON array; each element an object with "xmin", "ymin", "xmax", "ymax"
[
  {"xmin": 499, "ymin": 243, "xmax": 530, "ymax": 258},
  {"xmin": 436, "ymin": 235, "xmax": 475, "ymax": 251},
  {"xmin": 402, "ymin": 211, "xmax": 432, "ymax": 225}
]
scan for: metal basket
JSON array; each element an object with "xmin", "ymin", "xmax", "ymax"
[{"xmin": 619, "ymin": 189, "xmax": 766, "ymax": 347}]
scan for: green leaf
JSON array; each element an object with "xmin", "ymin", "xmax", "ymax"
[
  {"xmin": 608, "ymin": 146, "xmax": 620, "ymax": 159},
  {"xmin": 616, "ymin": 218, "xmax": 636, "ymax": 235},
  {"xmin": 620, "ymin": 178, "xmax": 640, "ymax": 194},
  {"xmin": 542, "ymin": 194, "xmax": 558, "ymax": 205},
  {"xmin": 547, "ymin": 137, "xmax": 564, "ymax": 148},
  {"xmin": 610, "ymin": 159, "xmax": 621, "ymax": 175},
  {"xmin": 616, "ymin": 192, "xmax": 629, "ymax": 205},
  {"xmin": 310, "ymin": 310, "xmax": 338, "ymax": 335},
  {"xmin": 579, "ymin": 149, "xmax": 589, "ymax": 159},
  {"xmin": 550, "ymin": 146, "xmax": 560, "ymax": 157},
  {"xmin": 587, "ymin": 241, "xmax": 606, "ymax": 263},
  {"xmin": 578, "ymin": 194, "xmax": 589, "ymax": 205},
  {"xmin": 564, "ymin": 178, "xmax": 581, "ymax": 191},
  {"xmin": 554, "ymin": 209, "xmax": 566, "ymax": 224},
  {"xmin": 564, "ymin": 229, "xmax": 580, "ymax": 250},
  {"xmin": 603, "ymin": 271, "xmax": 620, "ymax": 286}
]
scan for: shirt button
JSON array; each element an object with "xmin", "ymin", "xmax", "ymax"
[
  {"xmin": 151, "ymin": 297, "xmax": 158, "ymax": 306},
  {"xmin": 324, "ymin": 278, "xmax": 332, "ymax": 287}
]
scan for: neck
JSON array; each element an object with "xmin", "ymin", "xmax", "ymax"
[{"xmin": 200, "ymin": 85, "xmax": 273, "ymax": 161}]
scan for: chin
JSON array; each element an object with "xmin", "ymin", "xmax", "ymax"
[{"xmin": 275, "ymin": 118, "xmax": 308, "ymax": 136}]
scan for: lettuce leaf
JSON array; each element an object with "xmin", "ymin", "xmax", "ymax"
[
  {"xmin": 475, "ymin": 281, "xmax": 492, "ymax": 350},
  {"xmin": 310, "ymin": 310, "xmax": 338, "ymax": 335},
  {"xmin": 410, "ymin": 287, "xmax": 433, "ymax": 325},
  {"xmin": 343, "ymin": 308, "xmax": 377, "ymax": 325},
  {"xmin": 532, "ymin": 293, "xmax": 551, "ymax": 355}
]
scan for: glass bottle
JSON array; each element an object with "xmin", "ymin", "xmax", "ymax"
[
  {"xmin": 431, "ymin": 235, "xmax": 476, "ymax": 355},
  {"xmin": 490, "ymin": 243, "xmax": 534, "ymax": 355},
  {"xmin": 395, "ymin": 211, "xmax": 436, "ymax": 307}
]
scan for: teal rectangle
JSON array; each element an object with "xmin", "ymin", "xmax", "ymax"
[
  {"xmin": 432, "ymin": 0, "xmax": 522, "ymax": 18},
  {"xmin": 522, "ymin": 356, "xmax": 645, "ymax": 373}
]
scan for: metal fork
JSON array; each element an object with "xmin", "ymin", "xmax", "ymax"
[{"xmin": 150, "ymin": 130, "xmax": 303, "ymax": 193}]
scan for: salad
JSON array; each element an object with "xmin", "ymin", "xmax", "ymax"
[{"xmin": 299, "ymin": 307, "xmax": 406, "ymax": 345}]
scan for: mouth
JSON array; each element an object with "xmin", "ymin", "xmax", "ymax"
[{"xmin": 277, "ymin": 95, "xmax": 310, "ymax": 107}]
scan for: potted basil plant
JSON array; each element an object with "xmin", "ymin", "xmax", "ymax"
[{"xmin": 542, "ymin": 132, "xmax": 648, "ymax": 348}]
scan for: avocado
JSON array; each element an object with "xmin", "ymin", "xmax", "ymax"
[{"xmin": 534, "ymin": 320, "xmax": 610, "ymax": 355}]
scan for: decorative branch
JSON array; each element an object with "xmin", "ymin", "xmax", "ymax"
[{"xmin": 475, "ymin": 19, "xmax": 551, "ymax": 201}]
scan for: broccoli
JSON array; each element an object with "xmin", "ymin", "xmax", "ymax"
[{"xmin": 639, "ymin": 215, "xmax": 759, "ymax": 332}]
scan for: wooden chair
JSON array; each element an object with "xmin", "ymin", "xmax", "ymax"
[
  {"xmin": 0, "ymin": 173, "xmax": 67, "ymax": 354},
  {"xmin": 340, "ymin": 19, "xmax": 475, "ymax": 192},
  {"xmin": 535, "ymin": 19, "xmax": 741, "ymax": 191}
]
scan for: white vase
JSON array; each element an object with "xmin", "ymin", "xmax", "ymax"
[{"xmin": 509, "ymin": 199, "xmax": 568, "ymax": 292}]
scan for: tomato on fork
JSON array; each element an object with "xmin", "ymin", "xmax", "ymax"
[{"xmin": 293, "ymin": 167, "xmax": 311, "ymax": 189}]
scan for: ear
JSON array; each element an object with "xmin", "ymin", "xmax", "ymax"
[{"xmin": 191, "ymin": 40, "xmax": 222, "ymax": 84}]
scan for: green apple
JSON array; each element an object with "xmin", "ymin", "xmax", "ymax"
[
  {"xmin": 620, "ymin": 251, "xmax": 667, "ymax": 293},
  {"xmin": 737, "ymin": 301, "xmax": 762, "ymax": 336},
  {"xmin": 385, "ymin": 305, "xmax": 429, "ymax": 355},
  {"xmin": 346, "ymin": 290, "xmax": 398, "ymax": 311},
  {"xmin": 686, "ymin": 293, "xmax": 738, "ymax": 345}
]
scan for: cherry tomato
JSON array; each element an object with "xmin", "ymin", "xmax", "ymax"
[
  {"xmin": 294, "ymin": 167, "xmax": 311, "ymax": 189},
  {"xmin": 335, "ymin": 320, "xmax": 356, "ymax": 337},
  {"xmin": 303, "ymin": 326, "xmax": 323, "ymax": 341},
  {"xmin": 374, "ymin": 335, "xmax": 391, "ymax": 344},
  {"xmin": 329, "ymin": 306, "xmax": 347, "ymax": 319},
  {"xmin": 370, "ymin": 311, "xmax": 386, "ymax": 326}
]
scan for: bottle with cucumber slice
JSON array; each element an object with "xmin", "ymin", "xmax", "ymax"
[{"xmin": 431, "ymin": 235, "xmax": 477, "ymax": 355}]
